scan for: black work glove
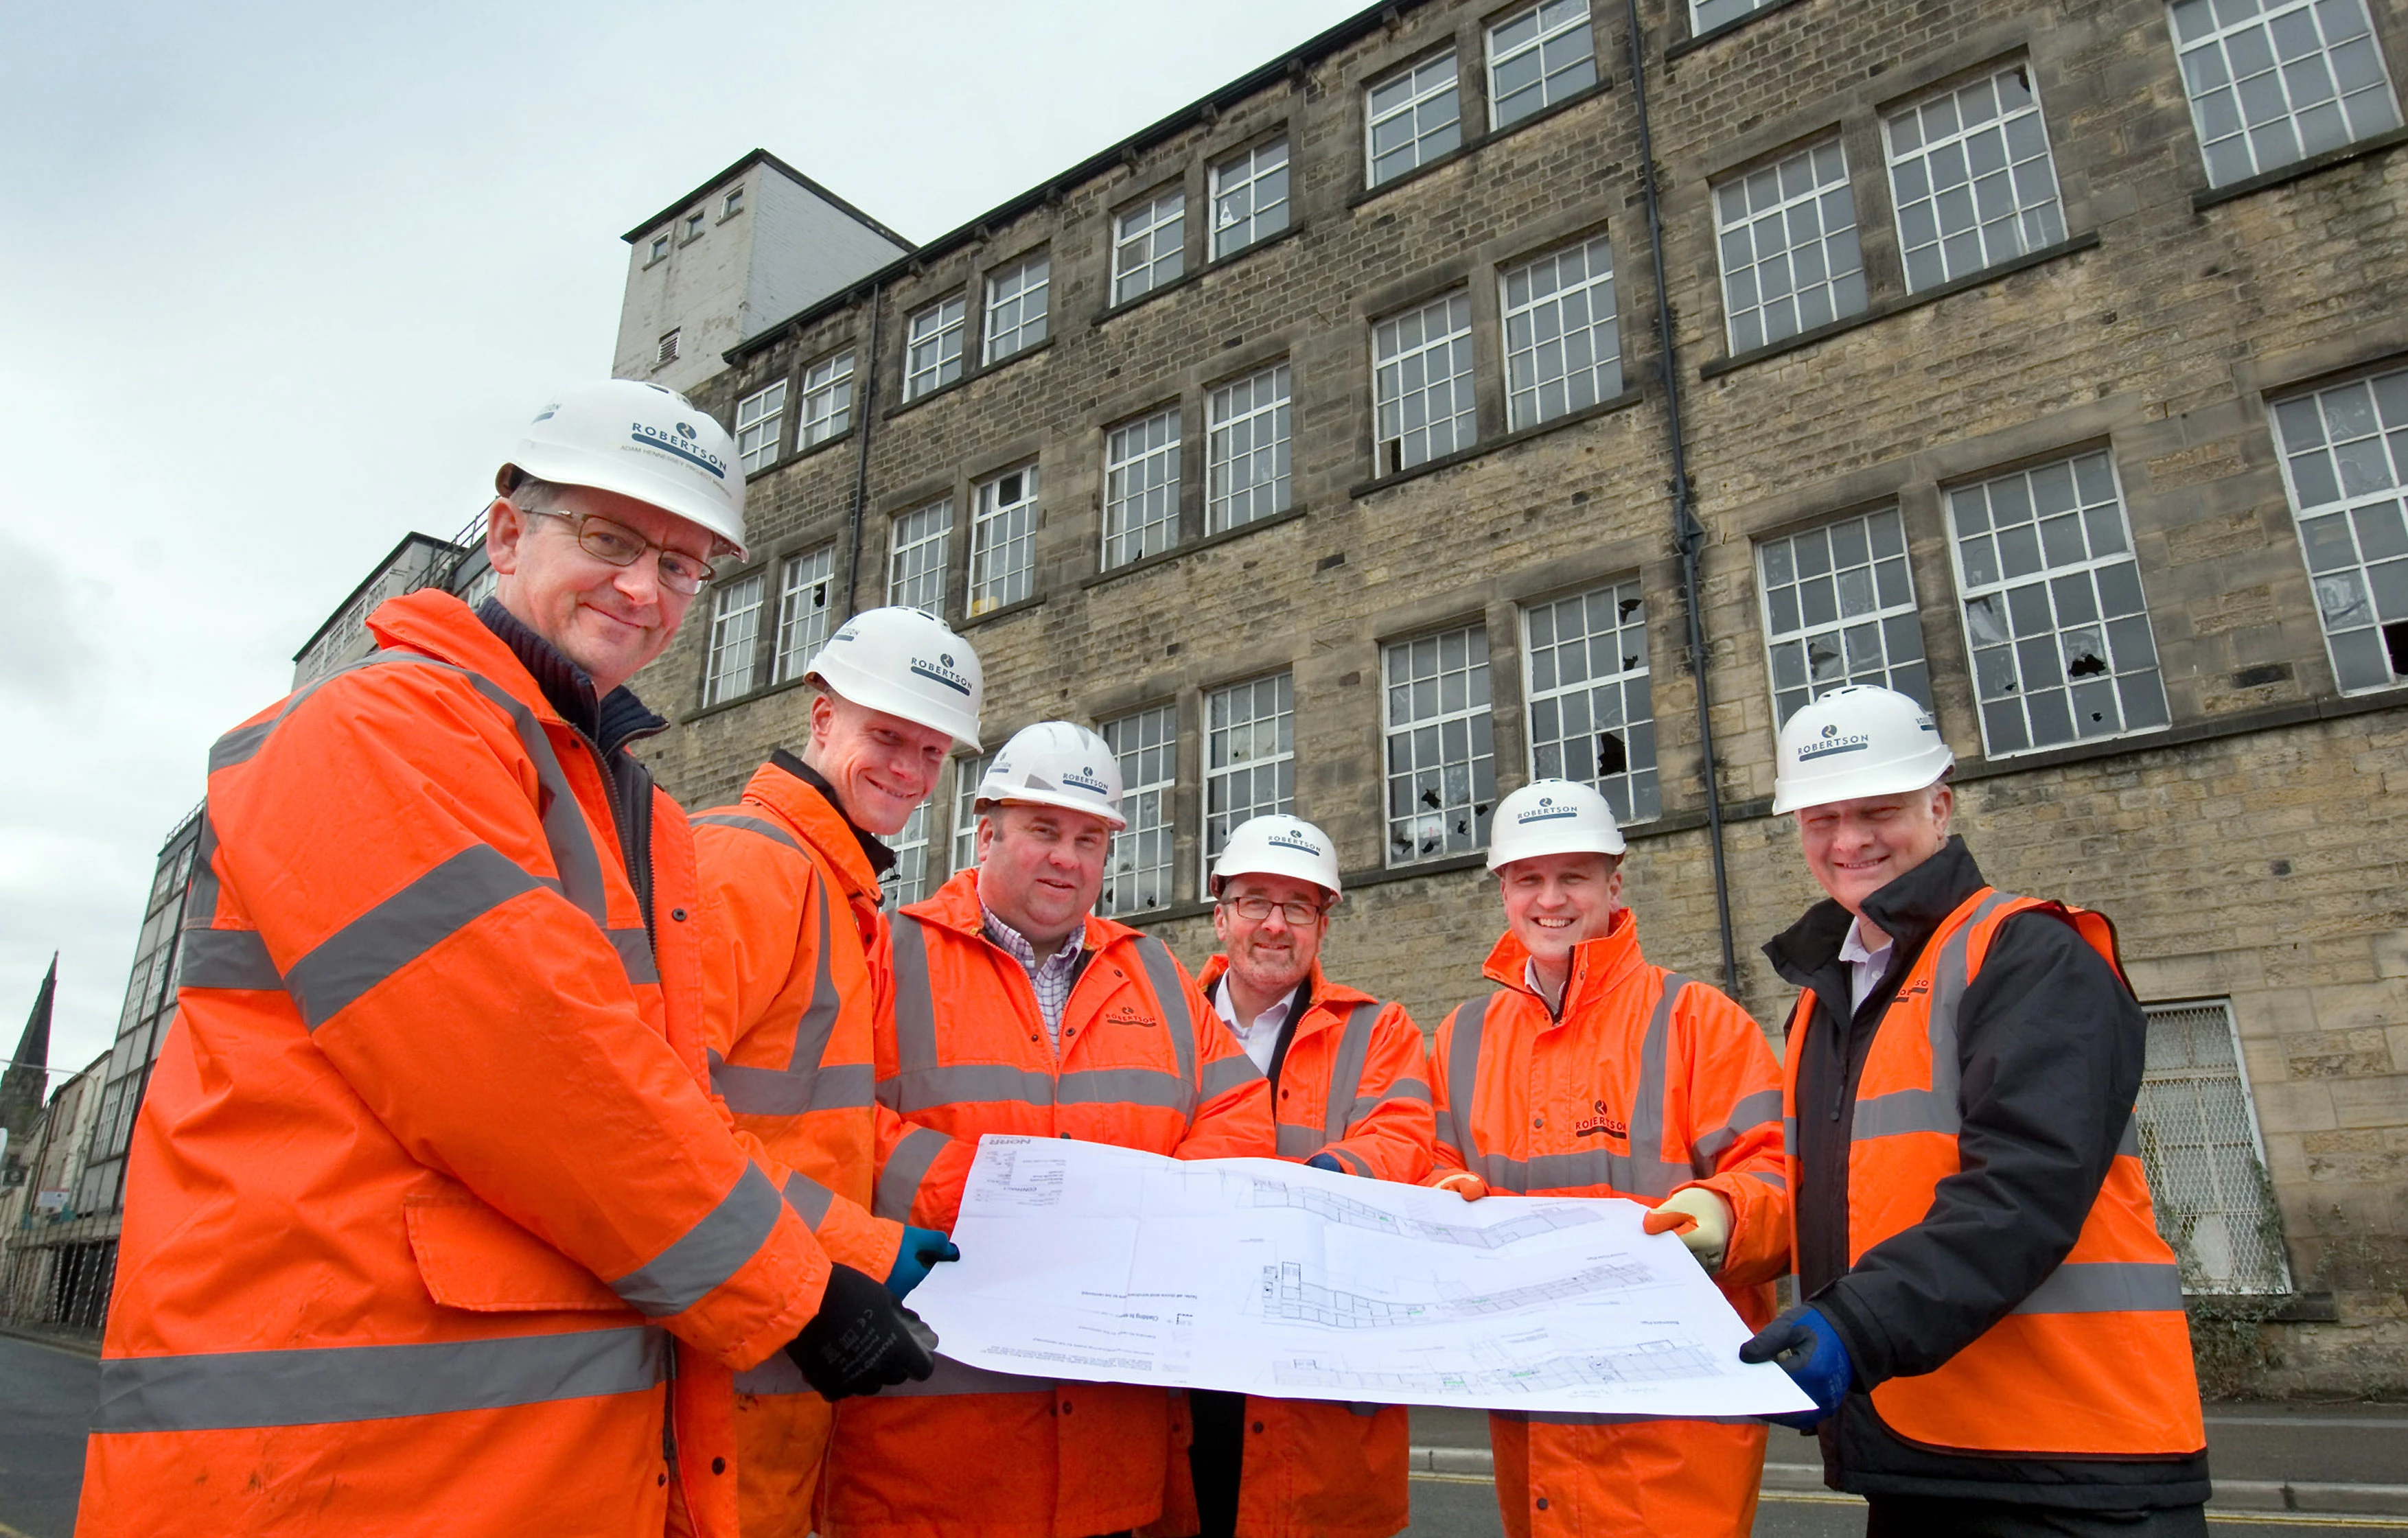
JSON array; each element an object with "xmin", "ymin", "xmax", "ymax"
[{"xmin": 783, "ymin": 1262, "xmax": 938, "ymax": 1401}]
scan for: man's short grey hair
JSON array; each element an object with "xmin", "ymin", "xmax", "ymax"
[{"xmin": 496, "ymin": 471, "xmax": 569, "ymax": 517}]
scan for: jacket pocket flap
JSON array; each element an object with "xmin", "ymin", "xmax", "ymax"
[{"xmin": 405, "ymin": 1196, "xmax": 626, "ymax": 1313}]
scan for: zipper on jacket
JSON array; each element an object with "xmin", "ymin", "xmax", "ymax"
[
  {"xmin": 574, "ymin": 727, "xmax": 658, "ymax": 947},
  {"xmin": 661, "ymin": 1340, "xmax": 681, "ymax": 1479}
]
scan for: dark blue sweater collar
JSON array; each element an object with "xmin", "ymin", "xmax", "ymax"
[{"xmin": 475, "ymin": 597, "xmax": 667, "ymax": 756}]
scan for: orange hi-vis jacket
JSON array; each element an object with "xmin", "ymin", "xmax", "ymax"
[
  {"xmin": 823, "ymin": 867, "xmax": 1276, "ymax": 1538},
  {"xmin": 1779, "ymin": 887, "xmax": 2205, "ymax": 1459},
  {"xmin": 1428, "ymin": 911, "xmax": 1790, "ymax": 1538},
  {"xmin": 77, "ymin": 592, "xmax": 831, "ymax": 1538},
  {"xmin": 692, "ymin": 756, "xmax": 914, "ymax": 1538},
  {"xmin": 1181, "ymin": 955, "xmax": 1431, "ymax": 1538}
]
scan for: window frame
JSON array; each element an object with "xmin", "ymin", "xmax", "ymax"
[
  {"xmin": 1103, "ymin": 406, "xmax": 1185, "ymax": 570},
  {"xmin": 1201, "ymin": 671, "xmax": 1297, "ymax": 896},
  {"xmin": 1498, "ymin": 232, "xmax": 1623, "ymax": 432},
  {"xmin": 982, "ymin": 252, "xmax": 1052, "ymax": 365},
  {"xmin": 2267, "ymin": 364, "xmax": 2408, "ymax": 693},
  {"xmin": 1881, "ymin": 62, "xmax": 2069, "ymax": 293},
  {"xmin": 884, "ymin": 802, "xmax": 933, "ymax": 912},
  {"xmin": 970, "ymin": 462, "xmax": 1041, "ymax": 617},
  {"xmin": 1365, "ymin": 49, "xmax": 1466, "ymax": 188},
  {"xmin": 798, "ymin": 349, "xmax": 857, "ymax": 450},
  {"xmin": 950, "ymin": 751, "xmax": 997, "ymax": 876},
  {"xmin": 888, "ymin": 499, "xmax": 956, "ymax": 617},
  {"xmin": 1372, "ymin": 289, "xmax": 1478, "ymax": 476},
  {"xmin": 1755, "ymin": 507, "xmax": 1933, "ymax": 728},
  {"xmin": 1520, "ymin": 581, "xmax": 1660, "ymax": 826},
  {"xmin": 1100, "ymin": 703, "xmax": 1180, "ymax": 918},
  {"xmin": 1689, "ymin": 0, "xmax": 1781, "ymax": 36},
  {"xmin": 772, "ymin": 544, "xmax": 838, "ymax": 685},
  {"xmin": 1380, "ymin": 621, "xmax": 1496, "ymax": 867},
  {"xmin": 1112, "ymin": 188, "xmax": 1188, "ymax": 305},
  {"xmin": 734, "ymin": 380, "xmax": 787, "ymax": 474},
  {"xmin": 1485, "ymin": 0, "xmax": 1599, "ymax": 130},
  {"xmin": 702, "ymin": 568, "xmax": 768, "ymax": 706},
  {"xmin": 1944, "ymin": 450, "xmax": 2171, "ymax": 758},
  {"xmin": 2168, "ymin": 0, "xmax": 2404, "ymax": 189},
  {"xmin": 1207, "ymin": 362, "xmax": 1293, "ymax": 533},
  {"xmin": 1209, "ymin": 137, "xmax": 1292, "ymax": 259},
  {"xmin": 904, "ymin": 294, "xmax": 967, "ymax": 401},
  {"xmin": 723, "ymin": 187, "xmax": 743, "ymax": 218},
  {"xmin": 2135, "ymin": 997, "xmax": 2295, "ymax": 1296},
  {"xmin": 648, "ymin": 234, "xmax": 669, "ymax": 263},
  {"xmin": 1711, "ymin": 137, "xmax": 1866, "ymax": 356}
]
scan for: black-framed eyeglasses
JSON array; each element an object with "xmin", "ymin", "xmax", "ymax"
[
  {"xmin": 1220, "ymin": 895, "xmax": 1326, "ymax": 925},
  {"xmin": 527, "ymin": 509, "xmax": 717, "ymax": 595}
]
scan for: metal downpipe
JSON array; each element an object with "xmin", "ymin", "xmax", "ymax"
[
  {"xmin": 1626, "ymin": 0, "xmax": 1740, "ymax": 990},
  {"xmin": 841, "ymin": 281, "xmax": 886, "ymax": 619}
]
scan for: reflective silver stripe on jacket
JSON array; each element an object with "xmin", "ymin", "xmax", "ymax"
[
  {"xmin": 709, "ymin": 870, "xmax": 870, "ymax": 1115},
  {"xmin": 2011, "ymin": 1259, "xmax": 2185, "ymax": 1315},
  {"xmin": 607, "ymin": 1163, "xmax": 785, "ymax": 1317},
  {"xmin": 875, "ymin": 1124, "xmax": 953, "ymax": 1222},
  {"xmin": 1848, "ymin": 892, "xmax": 2017, "ymax": 1141},
  {"xmin": 689, "ymin": 812, "xmax": 804, "ymax": 854},
  {"xmin": 1131, "ymin": 934, "xmax": 1204, "ymax": 1117},
  {"xmin": 1447, "ymin": 977, "xmax": 1698, "ymax": 1198},
  {"xmin": 92, "ymin": 1325, "xmax": 667, "ymax": 1433},
  {"xmin": 1275, "ymin": 1001, "xmax": 1386, "ymax": 1159},
  {"xmin": 726, "ymin": 1172, "xmax": 846, "ymax": 1395},
  {"xmin": 1691, "ymin": 1086, "xmax": 1785, "ymax": 1167},
  {"xmin": 179, "ymin": 649, "xmax": 658, "ymax": 1011}
]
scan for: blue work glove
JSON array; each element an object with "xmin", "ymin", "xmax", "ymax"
[
  {"xmin": 1739, "ymin": 1304, "xmax": 1853, "ymax": 1430},
  {"xmin": 1304, "ymin": 1153, "xmax": 1347, "ymax": 1174},
  {"xmin": 883, "ymin": 1225, "xmax": 961, "ymax": 1301}
]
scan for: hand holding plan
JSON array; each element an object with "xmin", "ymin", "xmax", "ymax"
[{"xmin": 906, "ymin": 1134, "xmax": 1814, "ymax": 1419}]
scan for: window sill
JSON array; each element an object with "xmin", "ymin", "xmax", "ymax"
[
  {"xmin": 1345, "ymin": 851, "xmax": 1490, "ymax": 892},
  {"xmin": 1090, "ymin": 222, "xmax": 1309, "ymax": 327},
  {"xmin": 1947, "ymin": 682, "xmax": 2408, "ymax": 787},
  {"xmin": 1698, "ymin": 231, "xmax": 2101, "ymax": 381},
  {"xmin": 2191, "ymin": 126, "xmax": 2408, "ymax": 211},
  {"xmin": 1348, "ymin": 386, "xmax": 1645, "ymax": 498},
  {"xmin": 884, "ymin": 334, "xmax": 1057, "ymax": 421},
  {"xmin": 1079, "ymin": 504, "xmax": 1310, "ymax": 590},
  {"xmin": 958, "ymin": 592, "xmax": 1047, "ymax": 631},
  {"xmin": 1347, "ymin": 79, "xmax": 1614, "ymax": 213},
  {"xmin": 1665, "ymin": 0, "xmax": 1814, "ymax": 61},
  {"xmin": 682, "ymin": 670, "xmax": 814, "ymax": 726},
  {"xmin": 747, "ymin": 428, "xmax": 854, "ymax": 481}
]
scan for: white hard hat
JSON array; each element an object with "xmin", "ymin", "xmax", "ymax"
[
  {"xmin": 975, "ymin": 722, "xmax": 1126, "ymax": 830},
  {"xmin": 1770, "ymin": 685, "xmax": 1956, "ymax": 815},
  {"xmin": 1211, "ymin": 815, "xmax": 1342, "ymax": 900},
  {"xmin": 805, "ymin": 607, "xmax": 984, "ymax": 751},
  {"xmin": 1485, "ymin": 779, "xmax": 1627, "ymax": 872},
  {"xmin": 498, "ymin": 380, "xmax": 748, "ymax": 557}
]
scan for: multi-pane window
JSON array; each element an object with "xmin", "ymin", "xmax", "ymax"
[
  {"xmin": 1884, "ymin": 65, "xmax": 2067, "ymax": 292},
  {"xmin": 951, "ymin": 751, "xmax": 996, "ymax": 874},
  {"xmin": 1102, "ymin": 706, "xmax": 1179, "ymax": 916},
  {"xmin": 971, "ymin": 463, "xmax": 1039, "ymax": 616},
  {"xmin": 1113, "ymin": 190, "xmax": 1187, "ymax": 305},
  {"xmin": 1367, "ymin": 52, "xmax": 1463, "ymax": 186},
  {"xmin": 1713, "ymin": 139, "xmax": 1866, "ymax": 354},
  {"xmin": 798, "ymin": 351, "xmax": 856, "ymax": 449},
  {"xmin": 1207, "ymin": 363, "xmax": 1292, "ymax": 531},
  {"xmin": 889, "ymin": 500, "xmax": 953, "ymax": 616},
  {"xmin": 1947, "ymin": 452, "xmax": 2170, "ymax": 756},
  {"xmin": 1374, "ymin": 290, "xmax": 1477, "ymax": 475},
  {"xmin": 1203, "ymin": 673, "xmax": 1295, "ymax": 886},
  {"xmin": 1105, "ymin": 408, "xmax": 1183, "ymax": 568},
  {"xmin": 2170, "ymin": 0, "xmax": 2401, "ymax": 187},
  {"xmin": 885, "ymin": 803, "xmax": 931, "ymax": 913},
  {"xmin": 1501, "ymin": 235, "xmax": 1621, "ymax": 430},
  {"xmin": 1487, "ymin": 1, "xmax": 1597, "ymax": 128},
  {"xmin": 1758, "ymin": 509, "xmax": 1932, "ymax": 726},
  {"xmin": 1691, "ymin": 0, "xmax": 1778, "ymax": 33},
  {"xmin": 773, "ymin": 545, "xmax": 837, "ymax": 684},
  {"xmin": 702, "ymin": 571, "xmax": 766, "ymax": 706},
  {"xmin": 983, "ymin": 254, "xmax": 1050, "ymax": 364},
  {"xmin": 2135, "ymin": 1000, "xmax": 2292, "ymax": 1294},
  {"xmin": 1383, "ymin": 624, "xmax": 1496, "ymax": 864},
  {"xmin": 1524, "ymin": 583, "xmax": 1658, "ymax": 824},
  {"xmin": 1211, "ymin": 139, "xmax": 1290, "ymax": 259},
  {"xmin": 2269, "ymin": 366, "xmax": 2408, "ymax": 692},
  {"xmin": 735, "ymin": 380, "xmax": 786, "ymax": 474},
  {"xmin": 905, "ymin": 296, "xmax": 966, "ymax": 400}
]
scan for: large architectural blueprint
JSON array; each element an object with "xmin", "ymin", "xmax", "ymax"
[{"xmin": 907, "ymin": 1136, "xmax": 1814, "ymax": 1418}]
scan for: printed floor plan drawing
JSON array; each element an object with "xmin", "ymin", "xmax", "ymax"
[{"xmin": 908, "ymin": 1137, "xmax": 1812, "ymax": 1418}]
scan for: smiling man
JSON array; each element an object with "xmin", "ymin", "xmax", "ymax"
[
  {"xmin": 1179, "ymin": 815, "xmax": 1432, "ymax": 1538},
  {"xmin": 1748, "ymin": 686, "xmax": 2208, "ymax": 1537},
  {"xmin": 78, "ymin": 382, "xmax": 933, "ymax": 1538},
  {"xmin": 690, "ymin": 606, "xmax": 985, "ymax": 1538},
  {"xmin": 824, "ymin": 721, "xmax": 1275, "ymax": 1538},
  {"xmin": 1424, "ymin": 778, "xmax": 1789, "ymax": 1538}
]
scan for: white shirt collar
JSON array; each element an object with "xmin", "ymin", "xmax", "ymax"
[{"xmin": 1213, "ymin": 975, "xmax": 1297, "ymax": 1074}]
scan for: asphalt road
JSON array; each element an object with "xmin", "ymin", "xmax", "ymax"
[{"xmin": 5, "ymin": 1334, "xmax": 2401, "ymax": 1538}]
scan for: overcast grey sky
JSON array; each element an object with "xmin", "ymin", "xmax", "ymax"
[{"xmin": 0, "ymin": 0, "xmax": 1373, "ymax": 1082}]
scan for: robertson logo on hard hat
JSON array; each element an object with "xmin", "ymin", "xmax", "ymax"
[
  {"xmin": 629, "ymin": 419, "xmax": 728, "ymax": 480},
  {"xmin": 1061, "ymin": 765, "xmax": 1113, "ymax": 795},
  {"xmin": 1516, "ymin": 795, "xmax": 1581, "ymax": 824},
  {"xmin": 1267, "ymin": 828, "xmax": 1325, "ymax": 857},
  {"xmin": 907, "ymin": 651, "xmax": 975, "ymax": 697},
  {"xmin": 1798, "ymin": 722, "xmax": 1873, "ymax": 761}
]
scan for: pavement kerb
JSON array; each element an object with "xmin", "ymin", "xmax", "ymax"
[{"xmin": 1406, "ymin": 1447, "xmax": 2408, "ymax": 1517}]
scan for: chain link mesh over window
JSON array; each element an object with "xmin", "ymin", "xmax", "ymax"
[{"xmin": 2134, "ymin": 1000, "xmax": 2292, "ymax": 1295}]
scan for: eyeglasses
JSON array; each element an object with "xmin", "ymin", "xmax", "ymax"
[
  {"xmin": 1221, "ymin": 895, "xmax": 1326, "ymax": 925},
  {"xmin": 527, "ymin": 509, "xmax": 716, "ymax": 595}
]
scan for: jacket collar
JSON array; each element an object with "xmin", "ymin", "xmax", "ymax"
[
  {"xmin": 445, "ymin": 594, "xmax": 667, "ymax": 755},
  {"xmin": 914, "ymin": 866, "xmax": 1144, "ymax": 956},
  {"xmin": 764, "ymin": 749, "xmax": 897, "ymax": 881},
  {"xmin": 1763, "ymin": 835, "xmax": 1989, "ymax": 990},
  {"xmin": 1195, "ymin": 955, "xmax": 1369, "ymax": 1035},
  {"xmin": 741, "ymin": 758, "xmax": 889, "ymax": 901},
  {"xmin": 366, "ymin": 590, "xmax": 558, "ymax": 725},
  {"xmin": 1481, "ymin": 907, "xmax": 1648, "ymax": 1020}
]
